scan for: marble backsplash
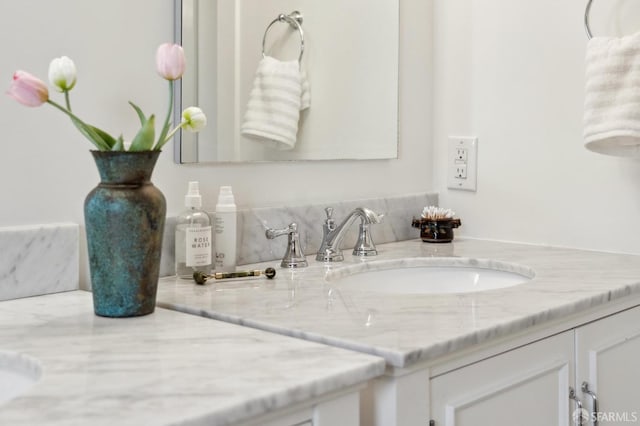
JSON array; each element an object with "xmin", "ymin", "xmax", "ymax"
[
  {"xmin": 0, "ymin": 223, "xmax": 79, "ymax": 301},
  {"xmin": 0, "ymin": 194, "xmax": 437, "ymax": 292},
  {"xmin": 160, "ymin": 192, "xmax": 438, "ymax": 276}
]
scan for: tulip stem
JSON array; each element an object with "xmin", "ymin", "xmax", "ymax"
[
  {"xmin": 64, "ymin": 91, "xmax": 72, "ymax": 112},
  {"xmin": 164, "ymin": 122, "xmax": 184, "ymax": 143},
  {"xmin": 155, "ymin": 80, "xmax": 174, "ymax": 150},
  {"xmin": 46, "ymin": 99, "xmax": 85, "ymax": 125},
  {"xmin": 46, "ymin": 100, "xmax": 110, "ymax": 151}
]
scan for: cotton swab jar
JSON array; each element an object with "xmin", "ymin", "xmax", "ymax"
[{"xmin": 411, "ymin": 206, "xmax": 461, "ymax": 243}]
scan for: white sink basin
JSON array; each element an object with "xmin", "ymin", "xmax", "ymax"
[
  {"xmin": 326, "ymin": 258, "xmax": 534, "ymax": 294},
  {"xmin": 0, "ymin": 351, "xmax": 41, "ymax": 405}
]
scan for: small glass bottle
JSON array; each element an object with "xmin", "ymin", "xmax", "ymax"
[{"xmin": 175, "ymin": 181, "xmax": 212, "ymax": 279}]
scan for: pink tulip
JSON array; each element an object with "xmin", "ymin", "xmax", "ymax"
[
  {"xmin": 156, "ymin": 43, "xmax": 185, "ymax": 80},
  {"xmin": 7, "ymin": 71, "xmax": 49, "ymax": 107}
]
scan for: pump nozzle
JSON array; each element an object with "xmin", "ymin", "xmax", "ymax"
[{"xmin": 185, "ymin": 181, "xmax": 202, "ymax": 208}]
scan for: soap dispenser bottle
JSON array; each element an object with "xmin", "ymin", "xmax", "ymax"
[
  {"xmin": 214, "ymin": 186, "xmax": 237, "ymax": 273},
  {"xmin": 175, "ymin": 181, "xmax": 213, "ymax": 279}
]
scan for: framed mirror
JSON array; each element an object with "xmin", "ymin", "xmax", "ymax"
[{"xmin": 174, "ymin": 0, "xmax": 399, "ymax": 163}]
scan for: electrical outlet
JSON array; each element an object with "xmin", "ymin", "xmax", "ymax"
[
  {"xmin": 447, "ymin": 136, "xmax": 478, "ymax": 191},
  {"xmin": 455, "ymin": 148, "xmax": 467, "ymax": 162}
]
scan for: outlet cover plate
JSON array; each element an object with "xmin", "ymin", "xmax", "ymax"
[{"xmin": 447, "ymin": 136, "xmax": 477, "ymax": 191}]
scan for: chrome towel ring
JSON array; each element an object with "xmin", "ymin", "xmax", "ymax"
[
  {"xmin": 584, "ymin": 0, "xmax": 595, "ymax": 39},
  {"xmin": 262, "ymin": 11, "xmax": 305, "ymax": 63}
]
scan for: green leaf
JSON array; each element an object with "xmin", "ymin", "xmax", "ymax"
[
  {"xmin": 70, "ymin": 116, "xmax": 111, "ymax": 151},
  {"xmin": 129, "ymin": 115, "xmax": 156, "ymax": 151},
  {"xmin": 111, "ymin": 135, "xmax": 124, "ymax": 151},
  {"xmin": 128, "ymin": 101, "xmax": 147, "ymax": 126},
  {"xmin": 88, "ymin": 124, "xmax": 117, "ymax": 149}
]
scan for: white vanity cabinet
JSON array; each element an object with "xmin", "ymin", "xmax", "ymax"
[{"xmin": 428, "ymin": 306, "xmax": 640, "ymax": 426}]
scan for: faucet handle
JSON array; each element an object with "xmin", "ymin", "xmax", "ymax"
[
  {"xmin": 323, "ymin": 207, "xmax": 336, "ymax": 231},
  {"xmin": 265, "ymin": 223, "xmax": 308, "ymax": 268},
  {"xmin": 324, "ymin": 207, "xmax": 334, "ymax": 219},
  {"xmin": 265, "ymin": 223, "xmax": 294, "ymax": 239},
  {"xmin": 353, "ymin": 222, "xmax": 379, "ymax": 257},
  {"xmin": 352, "ymin": 208, "xmax": 383, "ymax": 256}
]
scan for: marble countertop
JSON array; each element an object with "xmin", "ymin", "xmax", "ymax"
[
  {"xmin": 0, "ymin": 291, "xmax": 385, "ymax": 426},
  {"xmin": 156, "ymin": 238, "xmax": 640, "ymax": 368}
]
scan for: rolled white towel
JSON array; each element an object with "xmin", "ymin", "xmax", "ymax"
[
  {"xmin": 584, "ymin": 32, "xmax": 640, "ymax": 156},
  {"xmin": 241, "ymin": 56, "xmax": 310, "ymax": 150}
]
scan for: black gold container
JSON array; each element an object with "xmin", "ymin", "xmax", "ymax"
[{"xmin": 411, "ymin": 217, "xmax": 461, "ymax": 243}]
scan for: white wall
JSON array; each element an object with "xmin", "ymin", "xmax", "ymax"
[
  {"xmin": 6, "ymin": 0, "xmax": 639, "ymax": 281},
  {"xmin": 1, "ymin": 0, "xmax": 433, "ymax": 284},
  {"xmin": 434, "ymin": 0, "xmax": 640, "ymax": 254}
]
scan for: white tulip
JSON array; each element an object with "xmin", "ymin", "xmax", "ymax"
[
  {"xmin": 181, "ymin": 107, "xmax": 207, "ymax": 132},
  {"xmin": 48, "ymin": 56, "xmax": 77, "ymax": 93}
]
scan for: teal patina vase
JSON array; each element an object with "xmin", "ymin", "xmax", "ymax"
[{"xmin": 85, "ymin": 151, "xmax": 166, "ymax": 317}]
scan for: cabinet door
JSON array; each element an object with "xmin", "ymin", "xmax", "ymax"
[
  {"xmin": 575, "ymin": 306, "xmax": 640, "ymax": 424},
  {"xmin": 430, "ymin": 331, "xmax": 574, "ymax": 426}
]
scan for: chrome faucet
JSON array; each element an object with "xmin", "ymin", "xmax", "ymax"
[{"xmin": 316, "ymin": 207, "xmax": 384, "ymax": 262}]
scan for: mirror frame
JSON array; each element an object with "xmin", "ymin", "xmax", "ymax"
[{"xmin": 172, "ymin": 0, "xmax": 400, "ymax": 164}]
